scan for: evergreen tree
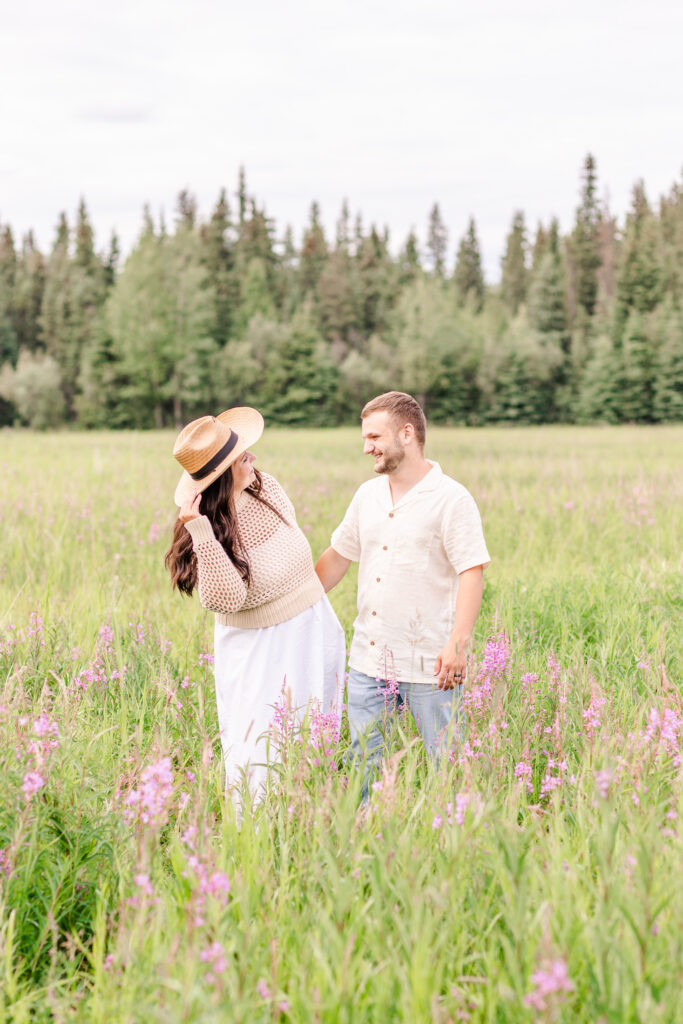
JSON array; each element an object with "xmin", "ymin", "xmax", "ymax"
[
  {"xmin": 453, "ymin": 219, "xmax": 484, "ymax": 310},
  {"xmin": 13, "ymin": 232, "xmax": 45, "ymax": 354},
  {"xmin": 570, "ymin": 153, "xmax": 601, "ymax": 321},
  {"xmin": 501, "ymin": 211, "xmax": 528, "ymax": 313},
  {"xmin": 317, "ymin": 248, "xmax": 355, "ymax": 344},
  {"xmin": 398, "ymin": 230, "xmax": 421, "ymax": 286},
  {"xmin": 39, "ymin": 213, "xmax": 72, "ymax": 403},
  {"xmin": 426, "ymin": 203, "xmax": 448, "ymax": 276},
  {"xmin": 616, "ymin": 309, "xmax": 656, "ymax": 421},
  {"xmin": 299, "ymin": 201, "xmax": 328, "ymax": 295},
  {"xmin": 653, "ymin": 303, "xmax": 683, "ymax": 421},
  {"xmin": 531, "ymin": 222, "xmax": 549, "ymax": 273},
  {"xmin": 263, "ymin": 301, "xmax": 338, "ymax": 424},
  {"xmin": 0, "ymin": 225, "xmax": 18, "ymax": 365},
  {"xmin": 103, "ymin": 231, "xmax": 120, "ymax": 289},
  {"xmin": 613, "ymin": 181, "xmax": 662, "ymax": 338},
  {"xmin": 336, "ymin": 199, "xmax": 351, "ymax": 252},
  {"xmin": 237, "ymin": 166, "xmax": 248, "ymax": 226},
  {"xmin": 200, "ymin": 188, "xmax": 237, "ymax": 346}
]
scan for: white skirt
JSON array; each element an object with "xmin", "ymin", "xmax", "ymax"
[{"xmin": 213, "ymin": 594, "xmax": 346, "ymax": 804}]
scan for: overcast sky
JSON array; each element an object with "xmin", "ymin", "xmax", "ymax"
[{"xmin": 2, "ymin": 0, "xmax": 682, "ymax": 279}]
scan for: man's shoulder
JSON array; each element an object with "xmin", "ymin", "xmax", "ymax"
[{"xmin": 434, "ymin": 470, "xmax": 474, "ymax": 502}]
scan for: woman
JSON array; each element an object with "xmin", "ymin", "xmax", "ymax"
[{"xmin": 166, "ymin": 407, "xmax": 345, "ymax": 806}]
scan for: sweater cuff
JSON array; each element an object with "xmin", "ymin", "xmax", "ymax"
[{"xmin": 184, "ymin": 516, "xmax": 216, "ymax": 545}]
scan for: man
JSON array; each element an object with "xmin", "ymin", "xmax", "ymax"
[{"xmin": 315, "ymin": 391, "xmax": 490, "ymax": 783}]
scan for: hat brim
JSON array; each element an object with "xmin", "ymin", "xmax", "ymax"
[{"xmin": 173, "ymin": 407, "xmax": 265, "ymax": 506}]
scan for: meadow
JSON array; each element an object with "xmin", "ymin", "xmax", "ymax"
[{"xmin": 0, "ymin": 424, "xmax": 681, "ymax": 1023}]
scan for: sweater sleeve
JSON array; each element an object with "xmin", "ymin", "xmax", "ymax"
[{"xmin": 184, "ymin": 515, "xmax": 248, "ymax": 614}]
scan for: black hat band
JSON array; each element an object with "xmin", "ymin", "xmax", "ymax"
[{"xmin": 189, "ymin": 430, "xmax": 238, "ymax": 480}]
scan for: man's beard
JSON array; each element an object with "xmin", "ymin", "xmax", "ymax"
[{"xmin": 373, "ymin": 440, "xmax": 404, "ymax": 474}]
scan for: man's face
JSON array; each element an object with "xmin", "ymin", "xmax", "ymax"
[{"xmin": 362, "ymin": 410, "xmax": 405, "ymax": 474}]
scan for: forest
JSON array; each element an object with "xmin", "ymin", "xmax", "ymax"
[{"xmin": 1, "ymin": 155, "xmax": 682, "ymax": 429}]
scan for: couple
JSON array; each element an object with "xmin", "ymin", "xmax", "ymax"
[{"xmin": 166, "ymin": 391, "xmax": 490, "ymax": 804}]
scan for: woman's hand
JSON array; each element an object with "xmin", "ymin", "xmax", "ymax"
[{"xmin": 179, "ymin": 492, "xmax": 202, "ymax": 524}]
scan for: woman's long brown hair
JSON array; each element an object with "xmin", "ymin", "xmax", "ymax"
[{"xmin": 165, "ymin": 467, "xmax": 286, "ymax": 596}]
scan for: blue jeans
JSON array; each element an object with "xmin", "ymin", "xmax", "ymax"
[{"xmin": 347, "ymin": 668, "xmax": 464, "ymax": 796}]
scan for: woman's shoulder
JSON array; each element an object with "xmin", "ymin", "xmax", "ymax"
[{"xmin": 257, "ymin": 472, "xmax": 296, "ymax": 517}]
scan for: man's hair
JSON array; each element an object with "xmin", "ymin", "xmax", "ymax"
[{"xmin": 361, "ymin": 391, "xmax": 426, "ymax": 447}]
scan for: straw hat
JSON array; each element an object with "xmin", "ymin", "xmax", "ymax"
[{"xmin": 173, "ymin": 407, "xmax": 264, "ymax": 506}]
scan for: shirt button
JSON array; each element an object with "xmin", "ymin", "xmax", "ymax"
[
  {"xmin": 372, "ymin": 611, "xmax": 377, "ymax": 616},
  {"xmin": 370, "ymin": 641, "xmax": 375, "ymax": 646},
  {"xmin": 389, "ymin": 512, "xmax": 394, "ymax": 518},
  {"xmin": 376, "ymin": 577, "xmax": 381, "ymax": 582},
  {"xmin": 382, "ymin": 545, "xmax": 388, "ymax": 551}
]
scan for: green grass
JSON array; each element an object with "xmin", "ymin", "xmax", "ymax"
[{"xmin": 0, "ymin": 425, "xmax": 681, "ymax": 1022}]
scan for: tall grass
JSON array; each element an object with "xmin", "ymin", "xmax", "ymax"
[{"xmin": 0, "ymin": 425, "xmax": 681, "ymax": 1022}]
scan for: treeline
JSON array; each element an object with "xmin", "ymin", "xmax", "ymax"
[{"xmin": 1, "ymin": 157, "xmax": 682, "ymax": 429}]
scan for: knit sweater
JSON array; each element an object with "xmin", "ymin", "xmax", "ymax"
[{"xmin": 183, "ymin": 473, "xmax": 324, "ymax": 628}]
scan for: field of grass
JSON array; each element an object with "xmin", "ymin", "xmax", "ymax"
[{"xmin": 1, "ymin": 424, "xmax": 681, "ymax": 1022}]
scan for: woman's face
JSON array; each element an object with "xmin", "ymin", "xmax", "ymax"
[{"xmin": 231, "ymin": 450, "xmax": 256, "ymax": 492}]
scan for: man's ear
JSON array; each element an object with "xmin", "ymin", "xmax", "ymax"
[{"xmin": 402, "ymin": 422, "xmax": 415, "ymax": 444}]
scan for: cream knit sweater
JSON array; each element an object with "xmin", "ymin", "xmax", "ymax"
[{"xmin": 183, "ymin": 473, "xmax": 323, "ymax": 628}]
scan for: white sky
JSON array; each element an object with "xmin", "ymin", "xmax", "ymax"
[{"xmin": 2, "ymin": 0, "xmax": 682, "ymax": 279}]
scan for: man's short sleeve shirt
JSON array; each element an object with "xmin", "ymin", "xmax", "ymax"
[{"xmin": 330, "ymin": 461, "xmax": 490, "ymax": 684}]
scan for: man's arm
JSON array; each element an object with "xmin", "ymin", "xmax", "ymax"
[
  {"xmin": 434, "ymin": 565, "xmax": 485, "ymax": 689},
  {"xmin": 315, "ymin": 547, "xmax": 351, "ymax": 593}
]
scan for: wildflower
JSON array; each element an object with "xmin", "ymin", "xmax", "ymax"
[
  {"xmin": 134, "ymin": 873, "xmax": 155, "ymax": 897},
  {"xmin": 453, "ymin": 791, "xmax": 470, "ymax": 825},
  {"xmin": 21, "ymin": 771, "xmax": 45, "ymax": 800},
  {"xmin": 432, "ymin": 814, "xmax": 443, "ymax": 830},
  {"xmin": 514, "ymin": 761, "xmax": 533, "ymax": 792},
  {"xmin": 524, "ymin": 958, "xmax": 574, "ymax": 1012},
  {"xmin": 594, "ymin": 769, "xmax": 612, "ymax": 799},
  {"xmin": 200, "ymin": 941, "xmax": 228, "ymax": 984},
  {"xmin": 257, "ymin": 979, "xmax": 270, "ymax": 1000}
]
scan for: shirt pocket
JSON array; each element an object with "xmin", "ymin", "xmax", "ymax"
[{"xmin": 391, "ymin": 532, "xmax": 433, "ymax": 574}]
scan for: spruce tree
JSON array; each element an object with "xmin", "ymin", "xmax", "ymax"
[
  {"xmin": 570, "ymin": 154, "xmax": 601, "ymax": 320},
  {"xmin": 0, "ymin": 225, "xmax": 18, "ymax": 365},
  {"xmin": 501, "ymin": 211, "xmax": 528, "ymax": 313},
  {"xmin": 613, "ymin": 181, "xmax": 662, "ymax": 338},
  {"xmin": 13, "ymin": 232, "xmax": 45, "ymax": 354},
  {"xmin": 453, "ymin": 219, "xmax": 484, "ymax": 310},
  {"xmin": 299, "ymin": 201, "xmax": 328, "ymax": 295},
  {"xmin": 426, "ymin": 203, "xmax": 448, "ymax": 276},
  {"xmin": 200, "ymin": 188, "xmax": 237, "ymax": 347}
]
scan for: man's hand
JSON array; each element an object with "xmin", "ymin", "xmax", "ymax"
[
  {"xmin": 433, "ymin": 565, "xmax": 485, "ymax": 689},
  {"xmin": 434, "ymin": 640, "xmax": 467, "ymax": 690}
]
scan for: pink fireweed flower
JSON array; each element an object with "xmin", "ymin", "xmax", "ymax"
[
  {"xmin": 432, "ymin": 814, "xmax": 443, "ymax": 830},
  {"xmin": 134, "ymin": 873, "xmax": 155, "ymax": 897},
  {"xmin": 98, "ymin": 623, "xmax": 114, "ymax": 650},
  {"xmin": 582, "ymin": 692, "xmax": 607, "ymax": 741},
  {"xmin": 22, "ymin": 771, "xmax": 45, "ymax": 800},
  {"xmin": 524, "ymin": 958, "xmax": 574, "ymax": 1012},
  {"xmin": 123, "ymin": 756, "xmax": 174, "ymax": 827},
  {"xmin": 200, "ymin": 941, "xmax": 228, "ymax": 985},
  {"xmin": 257, "ymin": 979, "xmax": 270, "ymax": 1000},
  {"xmin": 453, "ymin": 791, "xmax": 470, "ymax": 825},
  {"xmin": 0, "ymin": 848, "xmax": 11, "ymax": 879},
  {"xmin": 514, "ymin": 761, "xmax": 533, "ymax": 793},
  {"xmin": 594, "ymin": 769, "xmax": 612, "ymax": 799}
]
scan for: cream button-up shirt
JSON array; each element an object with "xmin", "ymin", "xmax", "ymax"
[{"xmin": 331, "ymin": 461, "xmax": 490, "ymax": 684}]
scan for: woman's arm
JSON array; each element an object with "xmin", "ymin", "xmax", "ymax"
[{"xmin": 181, "ymin": 505, "xmax": 248, "ymax": 614}]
